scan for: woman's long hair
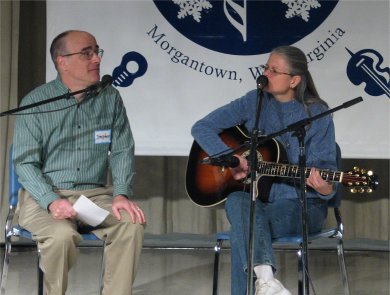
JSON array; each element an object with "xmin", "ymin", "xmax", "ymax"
[{"xmin": 271, "ymin": 46, "xmax": 329, "ymax": 110}]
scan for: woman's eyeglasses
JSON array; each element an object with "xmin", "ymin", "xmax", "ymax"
[{"xmin": 260, "ymin": 64, "xmax": 294, "ymax": 76}]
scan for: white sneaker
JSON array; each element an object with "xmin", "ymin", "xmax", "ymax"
[{"xmin": 255, "ymin": 278, "xmax": 292, "ymax": 295}]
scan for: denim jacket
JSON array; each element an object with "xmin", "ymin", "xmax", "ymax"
[{"xmin": 191, "ymin": 89, "xmax": 337, "ymax": 202}]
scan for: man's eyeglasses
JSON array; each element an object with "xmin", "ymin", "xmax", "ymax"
[
  {"xmin": 61, "ymin": 48, "xmax": 104, "ymax": 60},
  {"xmin": 260, "ymin": 64, "xmax": 293, "ymax": 76}
]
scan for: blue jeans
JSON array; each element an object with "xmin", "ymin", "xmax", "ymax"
[{"xmin": 225, "ymin": 191, "xmax": 328, "ymax": 295}]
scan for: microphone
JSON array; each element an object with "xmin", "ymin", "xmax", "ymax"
[
  {"xmin": 96, "ymin": 75, "xmax": 113, "ymax": 93},
  {"xmin": 200, "ymin": 155, "xmax": 240, "ymax": 168},
  {"xmin": 256, "ymin": 75, "xmax": 268, "ymax": 90},
  {"xmin": 87, "ymin": 75, "xmax": 113, "ymax": 94}
]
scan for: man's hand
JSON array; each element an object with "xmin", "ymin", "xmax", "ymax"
[
  {"xmin": 112, "ymin": 195, "xmax": 146, "ymax": 224},
  {"xmin": 49, "ymin": 199, "xmax": 77, "ymax": 220}
]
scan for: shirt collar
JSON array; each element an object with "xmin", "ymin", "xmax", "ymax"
[{"xmin": 54, "ymin": 74, "xmax": 70, "ymax": 94}]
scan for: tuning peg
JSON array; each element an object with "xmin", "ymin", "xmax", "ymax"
[
  {"xmin": 350, "ymin": 188, "xmax": 357, "ymax": 193},
  {"xmin": 358, "ymin": 188, "xmax": 365, "ymax": 193},
  {"xmin": 367, "ymin": 170, "xmax": 373, "ymax": 176},
  {"xmin": 366, "ymin": 188, "xmax": 373, "ymax": 193}
]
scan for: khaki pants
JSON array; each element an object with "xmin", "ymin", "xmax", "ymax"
[{"xmin": 18, "ymin": 187, "xmax": 145, "ymax": 295}]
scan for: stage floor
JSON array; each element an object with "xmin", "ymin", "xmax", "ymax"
[{"xmin": 1, "ymin": 234, "xmax": 388, "ymax": 295}]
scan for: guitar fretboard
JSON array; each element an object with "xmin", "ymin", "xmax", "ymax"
[{"xmin": 258, "ymin": 161, "xmax": 343, "ymax": 183}]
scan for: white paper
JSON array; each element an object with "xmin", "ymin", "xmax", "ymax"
[{"xmin": 73, "ymin": 195, "xmax": 109, "ymax": 227}]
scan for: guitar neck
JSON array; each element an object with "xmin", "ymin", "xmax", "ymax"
[{"xmin": 258, "ymin": 161, "xmax": 343, "ymax": 183}]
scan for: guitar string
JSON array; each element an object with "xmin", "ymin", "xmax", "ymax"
[{"xmin": 258, "ymin": 162, "xmax": 342, "ymax": 181}]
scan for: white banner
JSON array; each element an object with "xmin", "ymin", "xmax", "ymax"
[{"xmin": 47, "ymin": 0, "xmax": 390, "ymax": 158}]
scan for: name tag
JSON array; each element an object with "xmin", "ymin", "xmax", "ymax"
[{"xmin": 95, "ymin": 130, "xmax": 112, "ymax": 144}]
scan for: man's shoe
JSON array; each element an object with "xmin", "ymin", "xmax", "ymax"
[{"xmin": 255, "ymin": 278, "xmax": 292, "ymax": 295}]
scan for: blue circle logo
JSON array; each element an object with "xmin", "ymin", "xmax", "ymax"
[{"xmin": 153, "ymin": 0, "xmax": 338, "ymax": 55}]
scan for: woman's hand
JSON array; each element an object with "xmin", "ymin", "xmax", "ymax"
[
  {"xmin": 306, "ymin": 168, "xmax": 334, "ymax": 195},
  {"xmin": 229, "ymin": 154, "xmax": 249, "ymax": 180}
]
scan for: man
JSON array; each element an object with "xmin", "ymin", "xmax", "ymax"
[{"xmin": 13, "ymin": 30, "xmax": 146, "ymax": 295}]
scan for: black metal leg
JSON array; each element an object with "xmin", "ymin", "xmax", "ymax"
[
  {"xmin": 212, "ymin": 239, "xmax": 223, "ymax": 295},
  {"xmin": 37, "ymin": 253, "xmax": 44, "ymax": 295}
]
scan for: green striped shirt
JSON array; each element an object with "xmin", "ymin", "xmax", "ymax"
[{"xmin": 13, "ymin": 75, "xmax": 135, "ymax": 210}]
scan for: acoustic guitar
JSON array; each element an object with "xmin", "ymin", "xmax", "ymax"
[{"xmin": 185, "ymin": 126, "xmax": 378, "ymax": 207}]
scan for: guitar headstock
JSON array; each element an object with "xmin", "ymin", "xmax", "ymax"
[{"xmin": 342, "ymin": 167, "xmax": 379, "ymax": 193}]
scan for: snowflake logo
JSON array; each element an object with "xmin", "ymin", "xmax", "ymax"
[
  {"xmin": 155, "ymin": 0, "xmax": 337, "ymax": 54},
  {"xmin": 282, "ymin": 0, "xmax": 321, "ymax": 22},
  {"xmin": 173, "ymin": 0, "xmax": 213, "ymax": 22}
]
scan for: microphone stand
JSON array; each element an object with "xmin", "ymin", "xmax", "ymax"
[
  {"xmin": 246, "ymin": 83, "xmax": 265, "ymax": 295},
  {"xmin": 295, "ymin": 126, "xmax": 310, "ymax": 295},
  {"xmin": 0, "ymin": 85, "xmax": 99, "ymax": 117},
  {"xmin": 241, "ymin": 96, "xmax": 363, "ymax": 295}
]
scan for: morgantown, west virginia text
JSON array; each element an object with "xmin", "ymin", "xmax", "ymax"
[
  {"xmin": 248, "ymin": 28, "xmax": 346, "ymax": 80},
  {"xmin": 148, "ymin": 25, "xmax": 345, "ymax": 83},
  {"xmin": 147, "ymin": 24, "xmax": 241, "ymax": 82}
]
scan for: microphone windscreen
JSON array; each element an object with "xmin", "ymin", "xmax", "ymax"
[
  {"xmin": 101, "ymin": 75, "xmax": 113, "ymax": 87},
  {"xmin": 256, "ymin": 75, "xmax": 268, "ymax": 89}
]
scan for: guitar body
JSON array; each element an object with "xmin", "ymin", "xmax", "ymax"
[{"xmin": 185, "ymin": 126, "xmax": 287, "ymax": 207}]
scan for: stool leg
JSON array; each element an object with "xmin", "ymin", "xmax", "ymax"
[
  {"xmin": 0, "ymin": 237, "xmax": 12, "ymax": 295},
  {"xmin": 297, "ymin": 248, "xmax": 303, "ymax": 295},
  {"xmin": 37, "ymin": 249, "xmax": 44, "ymax": 295},
  {"xmin": 337, "ymin": 240, "xmax": 350, "ymax": 295},
  {"xmin": 98, "ymin": 241, "xmax": 106, "ymax": 295},
  {"xmin": 212, "ymin": 239, "xmax": 223, "ymax": 295}
]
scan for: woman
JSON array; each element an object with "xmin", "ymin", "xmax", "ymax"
[{"xmin": 191, "ymin": 46, "xmax": 337, "ymax": 295}]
